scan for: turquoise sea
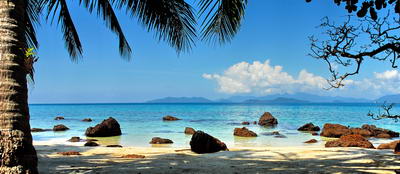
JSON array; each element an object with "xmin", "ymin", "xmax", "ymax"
[{"xmin": 30, "ymin": 103, "xmax": 400, "ymax": 148}]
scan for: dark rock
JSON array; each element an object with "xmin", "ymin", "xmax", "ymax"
[
  {"xmin": 84, "ymin": 141, "xmax": 99, "ymax": 146},
  {"xmin": 106, "ymin": 145, "xmax": 123, "ymax": 148},
  {"xmin": 57, "ymin": 151, "xmax": 81, "ymax": 156},
  {"xmin": 85, "ymin": 117, "xmax": 121, "ymax": 137},
  {"xmin": 233, "ymin": 127, "xmax": 257, "ymax": 137},
  {"xmin": 149, "ymin": 137, "xmax": 173, "ymax": 144},
  {"xmin": 68, "ymin": 137, "xmax": 82, "ymax": 142},
  {"xmin": 258, "ymin": 112, "xmax": 278, "ymax": 126},
  {"xmin": 377, "ymin": 140, "xmax": 400, "ymax": 149},
  {"xmin": 163, "ymin": 115, "xmax": 180, "ymax": 121},
  {"xmin": 82, "ymin": 118, "xmax": 92, "ymax": 122},
  {"xmin": 304, "ymin": 139, "xmax": 318, "ymax": 143},
  {"xmin": 320, "ymin": 123, "xmax": 351, "ymax": 138},
  {"xmin": 184, "ymin": 127, "xmax": 196, "ymax": 135},
  {"xmin": 261, "ymin": 131, "xmax": 281, "ymax": 136},
  {"xmin": 31, "ymin": 128, "xmax": 50, "ymax": 132},
  {"xmin": 325, "ymin": 134, "xmax": 374, "ymax": 148},
  {"xmin": 395, "ymin": 143, "xmax": 400, "ymax": 154},
  {"xmin": 121, "ymin": 154, "xmax": 145, "ymax": 158},
  {"xmin": 297, "ymin": 123, "xmax": 320, "ymax": 131},
  {"xmin": 312, "ymin": 132, "xmax": 319, "ymax": 136},
  {"xmin": 274, "ymin": 135, "xmax": 287, "ymax": 138},
  {"xmin": 190, "ymin": 131, "xmax": 228, "ymax": 154},
  {"xmin": 53, "ymin": 124, "xmax": 69, "ymax": 131},
  {"xmin": 361, "ymin": 124, "xmax": 399, "ymax": 138},
  {"xmin": 54, "ymin": 116, "xmax": 64, "ymax": 120},
  {"xmin": 241, "ymin": 121, "xmax": 250, "ymax": 125}
]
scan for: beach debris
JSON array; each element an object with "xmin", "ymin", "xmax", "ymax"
[
  {"xmin": 84, "ymin": 141, "xmax": 99, "ymax": 147},
  {"xmin": 325, "ymin": 134, "xmax": 374, "ymax": 148},
  {"xmin": 361, "ymin": 124, "xmax": 399, "ymax": 138},
  {"xmin": 234, "ymin": 127, "xmax": 257, "ymax": 137},
  {"xmin": 31, "ymin": 128, "xmax": 50, "ymax": 132},
  {"xmin": 258, "ymin": 112, "xmax": 278, "ymax": 126},
  {"xmin": 395, "ymin": 143, "xmax": 400, "ymax": 154},
  {"xmin": 68, "ymin": 137, "xmax": 82, "ymax": 142},
  {"xmin": 54, "ymin": 116, "xmax": 64, "ymax": 120},
  {"xmin": 163, "ymin": 115, "xmax": 181, "ymax": 121},
  {"xmin": 106, "ymin": 145, "xmax": 123, "ymax": 148},
  {"xmin": 149, "ymin": 137, "xmax": 174, "ymax": 144},
  {"xmin": 53, "ymin": 124, "xmax": 69, "ymax": 131},
  {"xmin": 241, "ymin": 121, "xmax": 250, "ymax": 125},
  {"xmin": 377, "ymin": 140, "xmax": 400, "ymax": 149},
  {"xmin": 57, "ymin": 151, "xmax": 81, "ymax": 156},
  {"xmin": 297, "ymin": 123, "xmax": 320, "ymax": 131},
  {"xmin": 312, "ymin": 132, "xmax": 319, "ymax": 136},
  {"xmin": 261, "ymin": 131, "xmax": 281, "ymax": 136},
  {"xmin": 82, "ymin": 118, "xmax": 92, "ymax": 122},
  {"xmin": 184, "ymin": 127, "xmax": 196, "ymax": 135},
  {"xmin": 121, "ymin": 154, "xmax": 145, "ymax": 158},
  {"xmin": 85, "ymin": 117, "xmax": 122, "ymax": 137},
  {"xmin": 304, "ymin": 139, "xmax": 318, "ymax": 143},
  {"xmin": 190, "ymin": 131, "xmax": 228, "ymax": 154}
]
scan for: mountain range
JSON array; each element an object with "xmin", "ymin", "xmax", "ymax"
[{"xmin": 146, "ymin": 92, "xmax": 400, "ymax": 104}]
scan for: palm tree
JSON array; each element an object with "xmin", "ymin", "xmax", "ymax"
[{"xmin": 0, "ymin": 0, "xmax": 247, "ymax": 173}]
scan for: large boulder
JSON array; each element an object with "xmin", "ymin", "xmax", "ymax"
[
  {"xmin": 53, "ymin": 124, "xmax": 69, "ymax": 131},
  {"xmin": 377, "ymin": 140, "xmax": 400, "ymax": 149},
  {"xmin": 184, "ymin": 127, "xmax": 196, "ymax": 135},
  {"xmin": 298, "ymin": 123, "xmax": 320, "ymax": 131},
  {"xmin": 85, "ymin": 117, "xmax": 122, "ymax": 137},
  {"xmin": 325, "ymin": 134, "xmax": 374, "ymax": 148},
  {"xmin": 361, "ymin": 124, "xmax": 399, "ymax": 138},
  {"xmin": 190, "ymin": 131, "xmax": 228, "ymax": 154},
  {"xmin": 258, "ymin": 112, "xmax": 278, "ymax": 126},
  {"xmin": 163, "ymin": 115, "xmax": 180, "ymax": 121},
  {"xmin": 149, "ymin": 137, "xmax": 173, "ymax": 144},
  {"xmin": 233, "ymin": 127, "xmax": 257, "ymax": 137},
  {"xmin": 320, "ymin": 124, "xmax": 351, "ymax": 138}
]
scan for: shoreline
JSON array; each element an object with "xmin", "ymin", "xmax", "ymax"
[{"xmin": 34, "ymin": 140, "xmax": 399, "ymax": 174}]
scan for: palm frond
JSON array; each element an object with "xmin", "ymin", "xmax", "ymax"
[
  {"xmin": 24, "ymin": 0, "xmax": 42, "ymax": 49},
  {"xmin": 79, "ymin": 0, "xmax": 132, "ymax": 59},
  {"xmin": 114, "ymin": 0, "xmax": 197, "ymax": 52},
  {"xmin": 198, "ymin": 0, "xmax": 247, "ymax": 44},
  {"xmin": 45, "ymin": 0, "xmax": 83, "ymax": 60}
]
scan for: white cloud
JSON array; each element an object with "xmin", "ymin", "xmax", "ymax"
[
  {"xmin": 203, "ymin": 60, "xmax": 328, "ymax": 95},
  {"xmin": 203, "ymin": 60, "xmax": 400, "ymax": 99}
]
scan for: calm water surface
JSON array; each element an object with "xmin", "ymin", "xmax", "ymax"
[{"xmin": 29, "ymin": 103, "xmax": 400, "ymax": 148}]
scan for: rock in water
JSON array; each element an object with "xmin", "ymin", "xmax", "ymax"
[
  {"xmin": 82, "ymin": 118, "xmax": 92, "ymax": 122},
  {"xmin": 84, "ymin": 141, "xmax": 99, "ymax": 146},
  {"xmin": 85, "ymin": 117, "xmax": 122, "ymax": 137},
  {"xmin": 377, "ymin": 140, "xmax": 400, "ymax": 149},
  {"xmin": 184, "ymin": 127, "xmax": 196, "ymax": 135},
  {"xmin": 320, "ymin": 123, "xmax": 351, "ymax": 138},
  {"xmin": 190, "ymin": 131, "xmax": 228, "ymax": 154},
  {"xmin": 258, "ymin": 112, "xmax": 278, "ymax": 126},
  {"xmin": 163, "ymin": 115, "xmax": 180, "ymax": 121},
  {"xmin": 361, "ymin": 124, "xmax": 399, "ymax": 138},
  {"xmin": 297, "ymin": 123, "xmax": 320, "ymax": 131},
  {"xmin": 54, "ymin": 116, "xmax": 64, "ymax": 120},
  {"xmin": 149, "ymin": 137, "xmax": 173, "ymax": 144},
  {"xmin": 68, "ymin": 137, "xmax": 82, "ymax": 142},
  {"xmin": 233, "ymin": 127, "xmax": 257, "ymax": 137},
  {"xmin": 241, "ymin": 121, "xmax": 250, "ymax": 125},
  {"xmin": 349, "ymin": 128, "xmax": 372, "ymax": 137},
  {"xmin": 325, "ymin": 134, "xmax": 374, "ymax": 148},
  {"xmin": 53, "ymin": 124, "xmax": 69, "ymax": 131},
  {"xmin": 304, "ymin": 139, "xmax": 318, "ymax": 143},
  {"xmin": 395, "ymin": 143, "xmax": 400, "ymax": 154}
]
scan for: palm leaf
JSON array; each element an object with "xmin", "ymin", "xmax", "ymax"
[
  {"xmin": 114, "ymin": 0, "xmax": 197, "ymax": 52},
  {"xmin": 198, "ymin": 0, "xmax": 247, "ymax": 44}
]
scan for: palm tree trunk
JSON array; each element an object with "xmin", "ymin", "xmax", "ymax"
[{"xmin": 0, "ymin": 0, "xmax": 38, "ymax": 173}]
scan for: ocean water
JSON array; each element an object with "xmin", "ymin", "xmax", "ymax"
[{"xmin": 30, "ymin": 103, "xmax": 400, "ymax": 148}]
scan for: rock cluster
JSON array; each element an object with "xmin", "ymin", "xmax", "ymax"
[
  {"xmin": 320, "ymin": 123, "xmax": 399, "ymax": 138},
  {"xmin": 325, "ymin": 134, "xmax": 374, "ymax": 148}
]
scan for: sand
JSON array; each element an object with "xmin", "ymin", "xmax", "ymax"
[{"xmin": 34, "ymin": 140, "xmax": 400, "ymax": 174}]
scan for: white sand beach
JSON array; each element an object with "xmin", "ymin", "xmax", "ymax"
[{"xmin": 34, "ymin": 141, "xmax": 400, "ymax": 174}]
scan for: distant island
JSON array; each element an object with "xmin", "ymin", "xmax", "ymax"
[{"xmin": 144, "ymin": 92, "xmax": 398, "ymax": 104}]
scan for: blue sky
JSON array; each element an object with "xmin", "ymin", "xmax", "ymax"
[{"xmin": 29, "ymin": 1, "xmax": 399, "ymax": 103}]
